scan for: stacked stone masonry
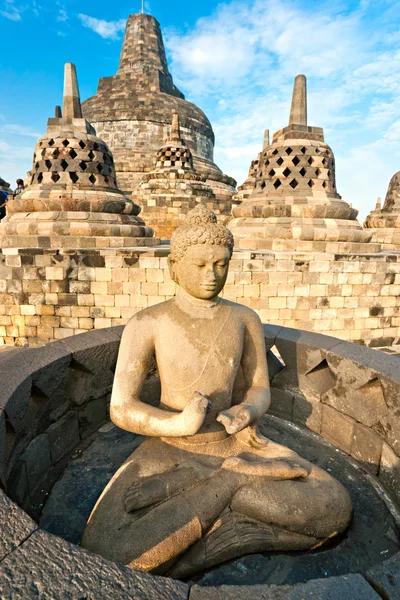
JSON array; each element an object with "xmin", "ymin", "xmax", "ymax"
[
  {"xmin": 2, "ymin": 247, "xmax": 400, "ymax": 347},
  {"xmin": 0, "ymin": 327, "xmax": 400, "ymax": 598},
  {"xmin": 82, "ymin": 13, "xmax": 236, "ymax": 203}
]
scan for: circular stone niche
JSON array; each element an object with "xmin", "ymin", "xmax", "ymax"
[{"xmin": 1, "ymin": 326, "xmax": 400, "ymax": 598}]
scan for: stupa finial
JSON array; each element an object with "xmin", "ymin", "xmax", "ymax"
[
  {"xmin": 289, "ymin": 74, "xmax": 307, "ymax": 127},
  {"xmin": 62, "ymin": 63, "xmax": 82, "ymax": 119},
  {"xmin": 375, "ymin": 196, "xmax": 381, "ymax": 210},
  {"xmin": 170, "ymin": 110, "xmax": 181, "ymax": 142}
]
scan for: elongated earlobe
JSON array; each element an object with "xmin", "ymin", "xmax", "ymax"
[{"xmin": 168, "ymin": 255, "xmax": 178, "ymax": 283}]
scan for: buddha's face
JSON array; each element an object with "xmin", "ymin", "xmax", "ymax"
[{"xmin": 169, "ymin": 244, "xmax": 230, "ymax": 300}]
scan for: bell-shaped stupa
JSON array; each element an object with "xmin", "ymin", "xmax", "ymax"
[
  {"xmin": 132, "ymin": 110, "xmax": 229, "ymax": 239},
  {"xmin": 230, "ymin": 75, "xmax": 379, "ymax": 253},
  {"xmin": 82, "ymin": 12, "xmax": 236, "ymax": 204},
  {"xmin": 0, "ymin": 63, "xmax": 158, "ymax": 249},
  {"xmin": 364, "ymin": 174, "xmax": 400, "ymax": 248}
]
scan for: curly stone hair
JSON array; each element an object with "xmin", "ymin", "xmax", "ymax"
[{"xmin": 170, "ymin": 204, "xmax": 234, "ymax": 261}]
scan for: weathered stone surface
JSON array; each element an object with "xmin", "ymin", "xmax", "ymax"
[
  {"xmin": 0, "ymin": 488, "xmax": 37, "ymax": 562},
  {"xmin": 20, "ymin": 433, "xmax": 52, "ymax": 494},
  {"xmin": 42, "ymin": 417, "xmax": 399, "ymax": 586},
  {"xmin": 0, "ymin": 62, "xmax": 157, "ymax": 252},
  {"xmin": 60, "ymin": 328, "xmax": 121, "ymax": 403},
  {"xmin": 7, "ymin": 460, "xmax": 29, "ymax": 507},
  {"xmin": 230, "ymin": 75, "xmax": 376, "ymax": 253},
  {"xmin": 82, "ymin": 13, "xmax": 235, "ymax": 204},
  {"xmin": 46, "ymin": 411, "xmax": 79, "ymax": 463},
  {"xmin": 272, "ymin": 327, "xmax": 340, "ymax": 401},
  {"xmin": 321, "ymin": 404, "xmax": 355, "ymax": 453},
  {"xmin": 269, "ymin": 388, "xmax": 294, "ymax": 420},
  {"xmin": 324, "ymin": 342, "xmax": 389, "ymax": 427},
  {"xmin": 0, "ymin": 529, "xmax": 188, "ymax": 599},
  {"xmin": 77, "ymin": 396, "xmax": 107, "ymax": 437},
  {"xmin": 379, "ymin": 442, "xmax": 400, "ymax": 502},
  {"xmin": 190, "ymin": 575, "xmax": 380, "ymax": 599},
  {"xmin": 351, "ymin": 422, "xmax": 383, "ymax": 474},
  {"xmin": 366, "ymin": 552, "xmax": 400, "ymax": 600}
]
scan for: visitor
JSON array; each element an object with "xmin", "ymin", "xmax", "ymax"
[
  {"xmin": 0, "ymin": 189, "xmax": 8, "ymax": 221},
  {"xmin": 13, "ymin": 178, "xmax": 24, "ymax": 198}
]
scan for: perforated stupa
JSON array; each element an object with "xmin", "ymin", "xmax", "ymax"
[
  {"xmin": 132, "ymin": 110, "xmax": 230, "ymax": 239},
  {"xmin": 364, "ymin": 172, "xmax": 400, "ymax": 249},
  {"xmin": 229, "ymin": 75, "xmax": 378, "ymax": 253},
  {"xmin": 0, "ymin": 63, "xmax": 158, "ymax": 249}
]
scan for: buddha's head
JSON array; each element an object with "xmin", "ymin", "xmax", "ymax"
[{"xmin": 169, "ymin": 205, "xmax": 234, "ymax": 300}]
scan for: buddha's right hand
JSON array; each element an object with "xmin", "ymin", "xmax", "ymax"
[{"xmin": 178, "ymin": 391, "xmax": 209, "ymax": 436}]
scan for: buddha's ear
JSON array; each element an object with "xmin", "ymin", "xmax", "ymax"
[{"xmin": 167, "ymin": 255, "xmax": 178, "ymax": 283}]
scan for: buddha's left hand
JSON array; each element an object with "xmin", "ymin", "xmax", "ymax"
[{"xmin": 217, "ymin": 404, "xmax": 257, "ymax": 434}]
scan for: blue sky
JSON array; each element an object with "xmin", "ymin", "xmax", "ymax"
[{"xmin": 1, "ymin": 0, "xmax": 400, "ymax": 221}]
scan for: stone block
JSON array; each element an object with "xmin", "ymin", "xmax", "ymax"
[
  {"xmin": 351, "ymin": 422, "xmax": 383, "ymax": 474},
  {"xmin": 366, "ymin": 552, "xmax": 400, "ymax": 600},
  {"xmin": 189, "ymin": 574, "xmax": 380, "ymax": 599},
  {"xmin": 379, "ymin": 442, "xmax": 400, "ymax": 502},
  {"xmin": 20, "ymin": 433, "xmax": 52, "ymax": 494},
  {"xmin": 269, "ymin": 388, "xmax": 293, "ymax": 420},
  {"xmin": 0, "ymin": 529, "xmax": 188, "ymax": 599},
  {"xmin": 77, "ymin": 397, "xmax": 107, "ymax": 437},
  {"xmin": 7, "ymin": 460, "xmax": 29, "ymax": 507},
  {"xmin": 0, "ymin": 488, "xmax": 37, "ymax": 561},
  {"xmin": 293, "ymin": 395, "xmax": 322, "ymax": 433},
  {"xmin": 321, "ymin": 404, "xmax": 355, "ymax": 453},
  {"xmin": 46, "ymin": 411, "xmax": 79, "ymax": 463},
  {"xmin": 273, "ymin": 327, "xmax": 339, "ymax": 402}
]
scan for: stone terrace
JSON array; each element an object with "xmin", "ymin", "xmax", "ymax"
[{"xmin": 1, "ymin": 247, "xmax": 400, "ymax": 347}]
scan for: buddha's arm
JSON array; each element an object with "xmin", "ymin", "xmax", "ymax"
[
  {"xmin": 217, "ymin": 310, "xmax": 270, "ymax": 434},
  {"xmin": 110, "ymin": 316, "xmax": 208, "ymax": 437}
]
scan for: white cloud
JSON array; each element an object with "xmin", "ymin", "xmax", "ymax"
[
  {"xmin": 57, "ymin": 8, "xmax": 68, "ymax": 22},
  {"xmin": 0, "ymin": 124, "xmax": 41, "ymax": 138},
  {"xmin": 78, "ymin": 14, "xmax": 126, "ymax": 40}
]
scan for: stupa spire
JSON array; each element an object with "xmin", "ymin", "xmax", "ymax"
[
  {"xmin": 118, "ymin": 13, "xmax": 169, "ymax": 76},
  {"xmin": 289, "ymin": 74, "xmax": 307, "ymax": 127},
  {"xmin": 62, "ymin": 63, "xmax": 82, "ymax": 119},
  {"xmin": 170, "ymin": 110, "xmax": 182, "ymax": 143}
]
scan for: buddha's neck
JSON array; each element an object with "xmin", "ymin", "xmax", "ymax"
[{"xmin": 175, "ymin": 287, "xmax": 220, "ymax": 313}]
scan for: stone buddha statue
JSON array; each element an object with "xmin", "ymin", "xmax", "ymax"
[{"xmin": 82, "ymin": 205, "xmax": 352, "ymax": 578}]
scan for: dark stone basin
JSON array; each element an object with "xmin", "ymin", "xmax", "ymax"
[{"xmin": 39, "ymin": 416, "xmax": 400, "ymax": 587}]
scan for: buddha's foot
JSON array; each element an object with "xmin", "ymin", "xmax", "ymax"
[
  {"xmin": 221, "ymin": 454, "xmax": 308, "ymax": 480},
  {"xmin": 168, "ymin": 508, "xmax": 318, "ymax": 579},
  {"xmin": 125, "ymin": 463, "xmax": 210, "ymax": 513}
]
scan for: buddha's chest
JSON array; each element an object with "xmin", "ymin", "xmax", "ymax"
[{"xmin": 155, "ymin": 311, "xmax": 243, "ymax": 393}]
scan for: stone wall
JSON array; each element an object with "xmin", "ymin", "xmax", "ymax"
[
  {"xmin": 2, "ymin": 247, "xmax": 400, "ymax": 348},
  {"xmin": 0, "ymin": 326, "xmax": 399, "ymax": 597}
]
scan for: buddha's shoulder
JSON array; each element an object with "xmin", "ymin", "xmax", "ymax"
[
  {"xmin": 220, "ymin": 299, "xmax": 262, "ymax": 325},
  {"xmin": 125, "ymin": 299, "xmax": 175, "ymax": 328}
]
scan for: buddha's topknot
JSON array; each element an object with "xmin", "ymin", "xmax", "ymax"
[{"xmin": 170, "ymin": 204, "xmax": 234, "ymax": 261}]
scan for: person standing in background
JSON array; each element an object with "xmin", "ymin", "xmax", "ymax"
[{"xmin": 13, "ymin": 178, "xmax": 24, "ymax": 198}]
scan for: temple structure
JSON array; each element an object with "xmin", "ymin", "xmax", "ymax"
[
  {"xmin": 82, "ymin": 13, "xmax": 236, "ymax": 205},
  {"xmin": 0, "ymin": 63, "xmax": 157, "ymax": 250},
  {"xmin": 229, "ymin": 75, "xmax": 378, "ymax": 253},
  {"xmin": 364, "ymin": 174, "xmax": 400, "ymax": 249},
  {"xmin": 132, "ymin": 110, "xmax": 230, "ymax": 239}
]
